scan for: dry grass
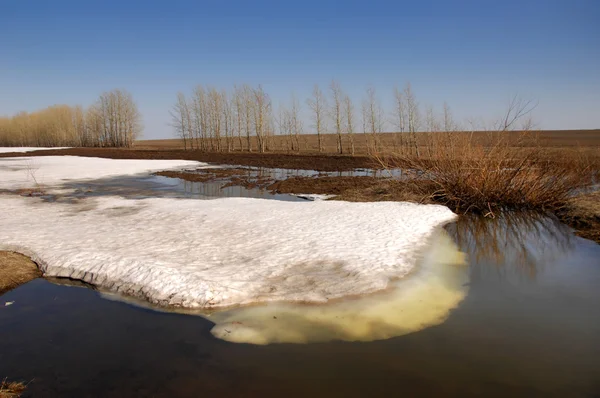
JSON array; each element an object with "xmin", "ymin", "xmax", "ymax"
[
  {"xmin": 378, "ymin": 131, "xmax": 597, "ymax": 216},
  {"xmin": 0, "ymin": 379, "xmax": 26, "ymax": 398},
  {"xmin": 0, "ymin": 251, "xmax": 42, "ymax": 295},
  {"xmin": 557, "ymin": 191, "xmax": 600, "ymax": 243}
]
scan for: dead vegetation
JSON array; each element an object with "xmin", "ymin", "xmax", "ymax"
[
  {"xmin": 0, "ymin": 251, "xmax": 42, "ymax": 295},
  {"xmin": 0, "ymin": 89, "xmax": 141, "ymax": 148},
  {"xmin": 374, "ymin": 95, "xmax": 598, "ymax": 217},
  {"xmin": 0, "ymin": 379, "xmax": 26, "ymax": 398},
  {"xmin": 377, "ymin": 132, "xmax": 596, "ymax": 215},
  {"xmin": 557, "ymin": 191, "xmax": 600, "ymax": 243}
]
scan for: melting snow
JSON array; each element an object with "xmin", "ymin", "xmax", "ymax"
[
  {"xmin": 0, "ymin": 155, "xmax": 459, "ymax": 313},
  {"xmin": 0, "ymin": 147, "xmax": 70, "ymax": 153},
  {"xmin": 0, "ymin": 155, "xmax": 200, "ymax": 191}
]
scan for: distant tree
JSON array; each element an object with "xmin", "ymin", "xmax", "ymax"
[
  {"xmin": 171, "ymin": 92, "xmax": 192, "ymax": 150},
  {"xmin": 343, "ymin": 95, "xmax": 355, "ymax": 155},
  {"xmin": 362, "ymin": 86, "xmax": 384, "ymax": 153},
  {"xmin": 404, "ymin": 83, "xmax": 420, "ymax": 156},
  {"xmin": 96, "ymin": 89, "xmax": 142, "ymax": 147},
  {"xmin": 290, "ymin": 94, "xmax": 302, "ymax": 152},
  {"xmin": 307, "ymin": 84, "xmax": 327, "ymax": 152},
  {"xmin": 330, "ymin": 80, "xmax": 344, "ymax": 154}
]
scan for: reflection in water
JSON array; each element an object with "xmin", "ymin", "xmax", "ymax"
[
  {"xmin": 206, "ymin": 229, "xmax": 468, "ymax": 344},
  {"xmin": 446, "ymin": 212, "xmax": 575, "ymax": 281},
  {"xmin": 97, "ymin": 229, "xmax": 468, "ymax": 345},
  {"xmin": 34, "ymin": 174, "xmax": 305, "ymax": 202}
]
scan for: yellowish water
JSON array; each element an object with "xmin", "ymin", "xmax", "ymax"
[{"xmin": 209, "ymin": 229, "xmax": 469, "ymax": 344}]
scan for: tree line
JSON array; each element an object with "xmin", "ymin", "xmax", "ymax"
[
  {"xmin": 171, "ymin": 81, "xmax": 458, "ymax": 155},
  {"xmin": 0, "ymin": 89, "xmax": 141, "ymax": 147}
]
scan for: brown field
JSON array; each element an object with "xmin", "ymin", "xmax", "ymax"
[
  {"xmin": 0, "ymin": 147, "xmax": 377, "ymax": 171},
  {"xmin": 136, "ymin": 129, "xmax": 600, "ymax": 154}
]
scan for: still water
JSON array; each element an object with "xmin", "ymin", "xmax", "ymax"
[{"xmin": 1, "ymin": 169, "xmax": 599, "ymax": 397}]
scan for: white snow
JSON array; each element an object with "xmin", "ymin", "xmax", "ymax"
[
  {"xmin": 209, "ymin": 229, "xmax": 468, "ymax": 344},
  {"xmin": 0, "ymin": 156, "xmax": 200, "ymax": 191},
  {"xmin": 0, "ymin": 147, "xmax": 70, "ymax": 153},
  {"xmin": 1, "ymin": 194, "xmax": 456, "ymax": 309},
  {"xmin": 1, "ymin": 155, "xmax": 460, "ymax": 317}
]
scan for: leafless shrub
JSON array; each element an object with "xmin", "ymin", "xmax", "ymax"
[{"xmin": 377, "ymin": 95, "xmax": 596, "ymax": 215}]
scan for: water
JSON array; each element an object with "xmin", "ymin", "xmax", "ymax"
[
  {"xmin": 1, "ymin": 213, "xmax": 599, "ymax": 397},
  {"xmin": 1, "ymin": 167, "xmax": 599, "ymax": 396}
]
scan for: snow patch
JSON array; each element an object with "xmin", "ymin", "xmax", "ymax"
[
  {"xmin": 0, "ymin": 147, "xmax": 71, "ymax": 154},
  {"xmin": 0, "ymin": 156, "xmax": 200, "ymax": 191},
  {"xmin": 209, "ymin": 229, "xmax": 468, "ymax": 344},
  {"xmin": 0, "ymin": 195, "xmax": 457, "ymax": 309},
  {"xmin": 0, "ymin": 147, "xmax": 71, "ymax": 153}
]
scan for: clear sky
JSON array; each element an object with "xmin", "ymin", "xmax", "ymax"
[{"xmin": 1, "ymin": 0, "xmax": 599, "ymax": 139}]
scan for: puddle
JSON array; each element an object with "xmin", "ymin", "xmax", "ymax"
[{"xmin": 1, "ymin": 213, "xmax": 599, "ymax": 396}]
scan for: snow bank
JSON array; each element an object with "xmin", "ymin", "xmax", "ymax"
[
  {"xmin": 0, "ymin": 147, "xmax": 70, "ymax": 153},
  {"xmin": 210, "ymin": 229, "xmax": 468, "ymax": 344},
  {"xmin": 0, "ymin": 156, "xmax": 200, "ymax": 191},
  {"xmin": 0, "ymin": 194, "xmax": 457, "ymax": 309}
]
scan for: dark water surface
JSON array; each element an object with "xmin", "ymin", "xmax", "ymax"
[
  {"xmin": 1, "ymin": 214, "xmax": 599, "ymax": 397},
  {"xmin": 1, "ymin": 166, "xmax": 600, "ymax": 397}
]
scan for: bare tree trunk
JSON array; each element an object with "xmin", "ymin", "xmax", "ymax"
[
  {"xmin": 404, "ymin": 83, "xmax": 420, "ymax": 157},
  {"xmin": 330, "ymin": 80, "xmax": 343, "ymax": 154},
  {"xmin": 307, "ymin": 84, "xmax": 327, "ymax": 152},
  {"xmin": 343, "ymin": 95, "xmax": 355, "ymax": 156}
]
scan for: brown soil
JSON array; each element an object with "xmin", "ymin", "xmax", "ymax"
[
  {"xmin": 0, "ymin": 148, "xmax": 378, "ymax": 172},
  {"xmin": 136, "ymin": 129, "xmax": 600, "ymax": 153},
  {"xmin": 267, "ymin": 176, "xmax": 431, "ymax": 203},
  {"xmin": 155, "ymin": 168, "xmax": 252, "ymax": 182},
  {"xmin": 155, "ymin": 168, "xmax": 432, "ymax": 203},
  {"xmin": 268, "ymin": 176, "xmax": 381, "ymax": 195},
  {"xmin": 558, "ymin": 191, "xmax": 600, "ymax": 244},
  {"xmin": 0, "ymin": 251, "xmax": 42, "ymax": 295}
]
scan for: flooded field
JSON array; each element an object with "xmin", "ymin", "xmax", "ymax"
[{"xmin": 1, "ymin": 164, "xmax": 599, "ymax": 397}]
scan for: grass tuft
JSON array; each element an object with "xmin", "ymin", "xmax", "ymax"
[
  {"xmin": 0, "ymin": 379, "xmax": 26, "ymax": 398},
  {"xmin": 377, "ymin": 131, "xmax": 597, "ymax": 216}
]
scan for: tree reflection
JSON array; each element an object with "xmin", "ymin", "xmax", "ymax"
[{"xmin": 445, "ymin": 212, "xmax": 575, "ymax": 281}]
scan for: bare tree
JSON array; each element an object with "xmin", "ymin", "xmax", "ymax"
[
  {"xmin": 404, "ymin": 83, "xmax": 420, "ymax": 156},
  {"xmin": 363, "ymin": 86, "xmax": 384, "ymax": 153},
  {"xmin": 95, "ymin": 89, "xmax": 141, "ymax": 147},
  {"xmin": 343, "ymin": 95, "xmax": 355, "ymax": 155},
  {"xmin": 393, "ymin": 86, "xmax": 406, "ymax": 151},
  {"xmin": 171, "ymin": 92, "xmax": 192, "ymax": 150},
  {"xmin": 499, "ymin": 94, "xmax": 538, "ymax": 131},
  {"xmin": 222, "ymin": 89, "xmax": 234, "ymax": 152},
  {"xmin": 277, "ymin": 102, "xmax": 292, "ymax": 151},
  {"xmin": 443, "ymin": 102, "xmax": 455, "ymax": 132},
  {"xmin": 425, "ymin": 104, "xmax": 439, "ymax": 132},
  {"xmin": 290, "ymin": 94, "xmax": 302, "ymax": 152},
  {"xmin": 307, "ymin": 84, "xmax": 327, "ymax": 152},
  {"xmin": 330, "ymin": 80, "xmax": 344, "ymax": 154},
  {"xmin": 253, "ymin": 85, "xmax": 271, "ymax": 153}
]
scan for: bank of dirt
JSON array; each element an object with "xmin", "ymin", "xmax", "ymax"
[
  {"xmin": 558, "ymin": 191, "xmax": 600, "ymax": 244},
  {"xmin": 0, "ymin": 251, "xmax": 42, "ymax": 295},
  {"xmin": 0, "ymin": 148, "xmax": 378, "ymax": 172}
]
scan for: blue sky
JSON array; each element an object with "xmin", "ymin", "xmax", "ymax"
[{"xmin": 1, "ymin": 0, "xmax": 599, "ymax": 138}]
